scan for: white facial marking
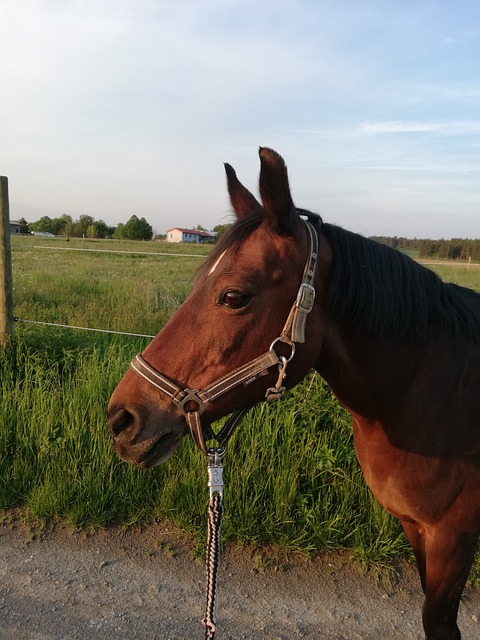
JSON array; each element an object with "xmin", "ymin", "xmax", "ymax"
[{"xmin": 208, "ymin": 250, "xmax": 227, "ymax": 276}]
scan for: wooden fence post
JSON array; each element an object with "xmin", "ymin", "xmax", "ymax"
[{"xmin": 0, "ymin": 176, "xmax": 14, "ymax": 346}]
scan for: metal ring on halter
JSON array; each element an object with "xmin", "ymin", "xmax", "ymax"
[
  {"xmin": 207, "ymin": 446, "xmax": 226, "ymax": 459},
  {"xmin": 173, "ymin": 389, "xmax": 210, "ymax": 416},
  {"xmin": 269, "ymin": 336, "xmax": 296, "ymax": 363}
]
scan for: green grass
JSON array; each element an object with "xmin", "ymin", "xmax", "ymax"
[
  {"xmin": 1, "ymin": 336, "xmax": 408, "ymax": 565},
  {"xmin": 12, "ymin": 235, "xmax": 208, "ymax": 335},
  {"xmin": 427, "ymin": 263, "xmax": 480, "ymax": 291},
  {"xmin": 2, "ymin": 238, "xmax": 479, "ymax": 569}
]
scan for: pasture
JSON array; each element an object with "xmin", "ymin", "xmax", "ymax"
[{"xmin": 3, "ymin": 235, "xmax": 480, "ymax": 573}]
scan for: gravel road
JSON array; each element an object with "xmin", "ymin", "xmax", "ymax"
[{"xmin": 1, "ymin": 519, "xmax": 479, "ymax": 639}]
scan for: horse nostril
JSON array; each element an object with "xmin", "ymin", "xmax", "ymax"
[{"xmin": 108, "ymin": 407, "xmax": 134, "ymax": 438}]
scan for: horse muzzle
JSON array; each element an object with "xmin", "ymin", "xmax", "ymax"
[{"xmin": 107, "ymin": 390, "xmax": 186, "ymax": 468}]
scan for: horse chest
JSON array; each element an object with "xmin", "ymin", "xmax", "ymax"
[{"xmin": 351, "ymin": 416, "xmax": 468, "ymax": 524}]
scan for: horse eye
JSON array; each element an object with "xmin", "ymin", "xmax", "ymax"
[{"xmin": 221, "ymin": 291, "xmax": 250, "ymax": 309}]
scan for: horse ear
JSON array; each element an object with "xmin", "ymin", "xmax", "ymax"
[
  {"xmin": 224, "ymin": 162, "xmax": 261, "ymax": 219},
  {"xmin": 258, "ymin": 147, "xmax": 298, "ymax": 233}
]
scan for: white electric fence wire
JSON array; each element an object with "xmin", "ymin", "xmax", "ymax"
[{"xmin": 14, "ymin": 317, "xmax": 155, "ymax": 339}]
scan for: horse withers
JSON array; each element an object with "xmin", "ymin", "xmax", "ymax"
[{"xmin": 108, "ymin": 147, "xmax": 480, "ymax": 639}]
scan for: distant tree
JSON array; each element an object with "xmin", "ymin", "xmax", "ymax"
[
  {"xmin": 84, "ymin": 220, "xmax": 111, "ymax": 238},
  {"xmin": 54, "ymin": 214, "xmax": 73, "ymax": 236},
  {"xmin": 48, "ymin": 214, "xmax": 71, "ymax": 236},
  {"xmin": 30, "ymin": 216, "xmax": 54, "ymax": 233},
  {"xmin": 113, "ymin": 223, "xmax": 126, "ymax": 239},
  {"xmin": 448, "ymin": 240, "xmax": 462, "ymax": 260},
  {"xmin": 122, "ymin": 215, "xmax": 153, "ymax": 240},
  {"xmin": 18, "ymin": 217, "xmax": 30, "ymax": 234},
  {"xmin": 213, "ymin": 224, "xmax": 231, "ymax": 242},
  {"xmin": 74, "ymin": 214, "xmax": 95, "ymax": 237}
]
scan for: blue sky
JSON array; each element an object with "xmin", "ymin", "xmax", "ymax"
[{"xmin": 1, "ymin": 0, "xmax": 479, "ymax": 238}]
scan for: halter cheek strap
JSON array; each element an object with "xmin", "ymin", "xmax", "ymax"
[
  {"xmin": 280, "ymin": 220, "xmax": 318, "ymax": 344},
  {"xmin": 129, "ymin": 218, "xmax": 319, "ymax": 455}
]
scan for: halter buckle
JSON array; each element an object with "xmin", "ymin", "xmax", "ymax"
[{"xmin": 296, "ymin": 282, "xmax": 316, "ymax": 313}]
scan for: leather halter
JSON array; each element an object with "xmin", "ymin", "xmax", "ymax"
[{"xmin": 129, "ymin": 217, "xmax": 320, "ymax": 455}]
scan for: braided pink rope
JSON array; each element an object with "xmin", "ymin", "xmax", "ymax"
[{"xmin": 204, "ymin": 492, "xmax": 223, "ymax": 639}]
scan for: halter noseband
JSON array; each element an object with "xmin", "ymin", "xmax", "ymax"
[{"xmin": 129, "ymin": 216, "xmax": 320, "ymax": 455}]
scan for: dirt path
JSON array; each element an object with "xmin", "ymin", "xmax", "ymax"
[{"xmin": 0, "ymin": 520, "xmax": 479, "ymax": 639}]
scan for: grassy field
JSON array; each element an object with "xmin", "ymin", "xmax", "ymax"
[{"xmin": 3, "ymin": 236, "xmax": 480, "ymax": 569}]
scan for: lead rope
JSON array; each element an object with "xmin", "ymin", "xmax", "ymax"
[{"xmin": 204, "ymin": 448, "xmax": 225, "ymax": 639}]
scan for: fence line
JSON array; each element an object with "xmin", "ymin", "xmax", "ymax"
[
  {"xmin": 31, "ymin": 245, "xmax": 206, "ymax": 258},
  {"xmin": 14, "ymin": 317, "xmax": 155, "ymax": 339}
]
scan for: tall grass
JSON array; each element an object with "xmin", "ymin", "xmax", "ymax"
[
  {"xmin": 12, "ymin": 236, "xmax": 207, "ymax": 334},
  {"xmin": 1, "ymin": 334, "xmax": 408, "ymax": 562},
  {"xmin": 3, "ymin": 238, "xmax": 479, "ymax": 566}
]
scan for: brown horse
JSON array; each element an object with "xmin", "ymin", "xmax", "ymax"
[{"xmin": 108, "ymin": 147, "xmax": 480, "ymax": 639}]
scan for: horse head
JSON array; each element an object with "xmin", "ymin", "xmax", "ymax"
[{"xmin": 108, "ymin": 148, "xmax": 329, "ymax": 467}]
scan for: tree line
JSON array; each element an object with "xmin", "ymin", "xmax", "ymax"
[
  {"xmin": 370, "ymin": 236, "xmax": 480, "ymax": 261},
  {"xmin": 17, "ymin": 214, "xmax": 153, "ymax": 240},
  {"xmin": 16, "ymin": 214, "xmax": 480, "ymax": 258}
]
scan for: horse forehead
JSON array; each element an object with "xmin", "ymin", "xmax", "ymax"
[
  {"xmin": 203, "ymin": 229, "xmax": 302, "ymax": 290},
  {"xmin": 237, "ymin": 230, "xmax": 295, "ymax": 266},
  {"xmin": 209, "ymin": 246, "xmax": 275, "ymax": 276}
]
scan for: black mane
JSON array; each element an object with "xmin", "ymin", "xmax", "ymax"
[{"xmin": 323, "ymin": 223, "xmax": 480, "ymax": 342}]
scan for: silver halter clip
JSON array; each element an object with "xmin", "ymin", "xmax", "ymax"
[{"xmin": 207, "ymin": 448, "xmax": 225, "ymax": 499}]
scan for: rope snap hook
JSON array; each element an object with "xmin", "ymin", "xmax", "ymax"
[{"xmin": 207, "ymin": 448, "xmax": 225, "ymax": 499}]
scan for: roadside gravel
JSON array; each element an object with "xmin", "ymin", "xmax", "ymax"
[{"xmin": 1, "ymin": 520, "xmax": 479, "ymax": 639}]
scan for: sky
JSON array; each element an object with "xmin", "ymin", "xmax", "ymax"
[{"xmin": 1, "ymin": 0, "xmax": 479, "ymax": 239}]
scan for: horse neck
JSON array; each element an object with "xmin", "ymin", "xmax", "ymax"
[
  {"xmin": 310, "ymin": 233, "xmax": 422, "ymax": 418},
  {"xmin": 315, "ymin": 320, "xmax": 423, "ymax": 419}
]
